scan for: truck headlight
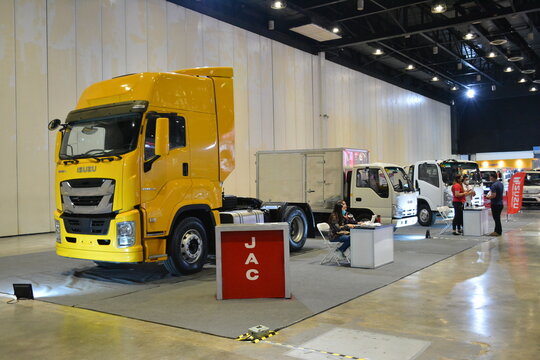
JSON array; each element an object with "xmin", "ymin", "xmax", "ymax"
[
  {"xmin": 55, "ymin": 220, "xmax": 61, "ymax": 243},
  {"xmin": 117, "ymin": 221, "xmax": 135, "ymax": 247},
  {"xmin": 393, "ymin": 204, "xmax": 403, "ymax": 218}
]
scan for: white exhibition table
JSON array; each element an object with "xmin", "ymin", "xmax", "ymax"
[
  {"xmin": 463, "ymin": 207, "xmax": 489, "ymax": 236},
  {"xmin": 350, "ymin": 224, "xmax": 394, "ymax": 268}
]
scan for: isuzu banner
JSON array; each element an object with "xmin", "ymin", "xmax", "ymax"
[{"xmin": 507, "ymin": 172, "xmax": 526, "ymax": 214}]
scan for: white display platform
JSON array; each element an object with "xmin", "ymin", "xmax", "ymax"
[
  {"xmin": 350, "ymin": 225, "xmax": 394, "ymax": 268},
  {"xmin": 463, "ymin": 207, "xmax": 489, "ymax": 236}
]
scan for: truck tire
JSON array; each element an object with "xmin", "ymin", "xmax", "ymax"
[
  {"xmin": 282, "ymin": 206, "xmax": 308, "ymax": 251},
  {"xmin": 418, "ymin": 203, "xmax": 435, "ymax": 226},
  {"xmin": 164, "ymin": 217, "xmax": 208, "ymax": 275}
]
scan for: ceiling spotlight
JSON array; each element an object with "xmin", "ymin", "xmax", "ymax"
[
  {"xmin": 373, "ymin": 48, "xmax": 384, "ymax": 55},
  {"xmin": 487, "ymin": 51, "xmax": 497, "ymax": 58},
  {"xmin": 457, "ymin": 62, "xmax": 463, "ymax": 70},
  {"xmin": 463, "ymin": 32, "xmax": 476, "ymax": 40},
  {"xmin": 433, "ymin": 46, "xmax": 439, "ymax": 55},
  {"xmin": 527, "ymin": 32, "xmax": 534, "ymax": 41},
  {"xmin": 491, "ymin": 84, "xmax": 496, "ymax": 91},
  {"xmin": 451, "ymin": 85, "xmax": 458, "ymax": 91},
  {"xmin": 522, "ymin": 69, "xmax": 536, "ymax": 74},
  {"xmin": 504, "ymin": 66, "xmax": 514, "ymax": 73},
  {"xmin": 271, "ymin": 1, "xmax": 286, "ymax": 9},
  {"xmin": 405, "ymin": 64, "xmax": 416, "ymax": 71},
  {"xmin": 268, "ymin": 20, "xmax": 275, "ymax": 30},
  {"xmin": 466, "ymin": 89, "xmax": 476, "ymax": 98},
  {"xmin": 431, "ymin": 2, "xmax": 447, "ymax": 14},
  {"xmin": 476, "ymin": 74, "xmax": 481, "ymax": 82},
  {"xmin": 490, "ymin": 38, "xmax": 508, "ymax": 45},
  {"xmin": 518, "ymin": 78, "xmax": 527, "ymax": 83},
  {"xmin": 530, "ymin": 85, "xmax": 538, "ymax": 92},
  {"xmin": 332, "ymin": 27, "xmax": 340, "ymax": 33},
  {"xmin": 533, "ymin": 79, "xmax": 540, "ymax": 84},
  {"xmin": 431, "ymin": 76, "xmax": 440, "ymax": 82},
  {"xmin": 357, "ymin": 0, "xmax": 364, "ymax": 11},
  {"xmin": 508, "ymin": 56, "xmax": 524, "ymax": 62}
]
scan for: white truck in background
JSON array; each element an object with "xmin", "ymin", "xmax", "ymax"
[
  {"xmin": 522, "ymin": 170, "xmax": 540, "ymax": 205},
  {"xmin": 406, "ymin": 159, "xmax": 484, "ymax": 226},
  {"xmin": 256, "ymin": 149, "xmax": 418, "ymax": 228}
]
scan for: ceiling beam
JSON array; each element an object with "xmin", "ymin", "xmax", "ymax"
[{"xmin": 321, "ymin": 5, "xmax": 540, "ymax": 51}]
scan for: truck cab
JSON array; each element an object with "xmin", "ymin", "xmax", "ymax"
[
  {"xmin": 523, "ymin": 170, "xmax": 540, "ymax": 205},
  {"xmin": 348, "ymin": 163, "xmax": 418, "ymax": 228},
  {"xmin": 407, "ymin": 159, "xmax": 483, "ymax": 226}
]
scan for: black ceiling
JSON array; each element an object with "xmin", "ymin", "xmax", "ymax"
[{"xmin": 169, "ymin": 0, "xmax": 540, "ymax": 104}]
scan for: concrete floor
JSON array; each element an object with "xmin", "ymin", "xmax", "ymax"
[{"xmin": 1, "ymin": 210, "xmax": 539, "ymax": 360}]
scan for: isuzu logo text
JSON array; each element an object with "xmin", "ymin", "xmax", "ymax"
[{"xmin": 77, "ymin": 166, "xmax": 97, "ymax": 173}]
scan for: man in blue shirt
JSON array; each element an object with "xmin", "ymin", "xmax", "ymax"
[{"xmin": 486, "ymin": 173, "xmax": 504, "ymax": 236}]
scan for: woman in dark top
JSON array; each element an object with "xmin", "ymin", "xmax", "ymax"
[{"xmin": 328, "ymin": 201, "xmax": 353, "ymax": 258}]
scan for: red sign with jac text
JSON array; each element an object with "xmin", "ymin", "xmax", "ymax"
[
  {"xmin": 220, "ymin": 230, "xmax": 286, "ymax": 299},
  {"xmin": 507, "ymin": 172, "xmax": 526, "ymax": 215}
]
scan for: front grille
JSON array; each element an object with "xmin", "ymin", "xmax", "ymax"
[
  {"xmin": 61, "ymin": 178, "xmax": 115, "ymax": 214},
  {"xmin": 70, "ymin": 196, "xmax": 103, "ymax": 206},
  {"xmin": 63, "ymin": 216, "xmax": 111, "ymax": 235}
]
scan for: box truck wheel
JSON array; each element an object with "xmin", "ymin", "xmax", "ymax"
[
  {"xmin": 418, "ymin": 203, "xmax": 435, "ymax": 226},
  {"xmin": 282, "ymin": 206, "xmax": 308, "ymax": 251},
  {"xmin": 164, "ymin": 217, "xmax": 208, "ymax": 275}
]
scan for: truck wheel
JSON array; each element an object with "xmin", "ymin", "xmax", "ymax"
[
  {"xmin": 164, "ymin": 217, "xmax": 208, "ymax": 275},
  {"xmin": 418, "ymin": 203, "xmax": 435, "ymax": 226},
  {"xmin": 283, "ymin": 206, "xmax": 308, "ymax": 251}
]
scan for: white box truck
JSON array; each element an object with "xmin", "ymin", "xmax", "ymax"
[
  {"xmin": 256, "ymin": 149, "xmax": 417, "ymax": 228},
  {"xmin": 406, "ymin": 159, "xmax": 484, "ymax": 226}
]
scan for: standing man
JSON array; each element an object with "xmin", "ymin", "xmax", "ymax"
[{"xmin": 486, "ymin": 173, "xmax": 504, "ymax": 236}]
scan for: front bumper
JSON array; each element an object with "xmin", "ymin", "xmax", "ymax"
[
  {"xmin": 522, "ymin": 195, "xmax": 540, "ymax": 204},
  {"xmin": 55, "ymin": 209, "xmax": 143, "ymax": 262},
  {"xmin": 392, "ymin": 215, "xmax": 418, "ymax": 228}
]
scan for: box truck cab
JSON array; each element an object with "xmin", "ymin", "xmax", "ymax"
[
  {"xmin": 349, "ymin": 163, "xmax": 418, "ymax": 228},
  {"xmin": 480, "ymin": 168, "xmax": 511, "ymax": 194},
  {"xmin": 407, "ymin": 159, "xmax": 483, "ymax": 226},
  {"xmin": 522, "ymin": 170, "xmax": 540, "ymax": 205}
]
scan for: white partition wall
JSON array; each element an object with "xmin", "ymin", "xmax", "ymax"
[{"xmin": 0, "ymin": 0, "xmax": 451, "ymax": 237}]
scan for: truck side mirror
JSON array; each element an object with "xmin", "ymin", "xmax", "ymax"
[
  {"xmin": 155, "ymin": 117, "xmax": 169, "ymax": 157},
  {"xmin": 48, "ymin": 119, "xmax": 61, "ymax": 131}
]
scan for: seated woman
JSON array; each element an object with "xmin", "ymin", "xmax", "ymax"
[{"xmin": 328, "ymin": 201, "xmax": 354, "ymax": 260}]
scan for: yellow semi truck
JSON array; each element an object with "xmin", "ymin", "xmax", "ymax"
[{"xmin": 48, "ymin": 67, "xmax": 316, "ymax": 275}]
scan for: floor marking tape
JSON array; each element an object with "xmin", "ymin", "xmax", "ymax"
[{"xmin": 261, "ymin": 339, "xmax": 366, "ymax": 360}]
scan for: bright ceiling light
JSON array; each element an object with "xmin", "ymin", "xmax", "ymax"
[
  {"xmin": 530, "ymin": 85, "xmax": 538, "ymax": 92},
  {"xmin": 451, "ymin": 85, "xmax": 458, "ymax": 91},
  {"xmin": 405, "ymin": 64, "xmax": 415, "ymax": 71},
  {"xmin": 508, "ymin": 56, "xmax": 524, "ymax": 62},
  {"xmin": 332, "ymin": 27, "xmax": 340, "ymax": 33},
  {"xmin": 518, "ymin": 78, "xmax": 527, "ymax": 83},
  {"xmin": 487, "ymin": 51, "xmax": 497, "ymax": 58},
  {"xmin": 491, "ymin": 84, "xmax": 496, "ymax": 91},
  {"xmin": 463, "ymin": 32, "xmax": 476, "ymax": 40},
  {"xmin": 373, "ymin": 48, "xmax": 384, "ymax": 55},
  {"xmin": 271, "ymin": 1, "xmax": 286, "ymax": 9},
  {"xmin": 466, "ymin": 89, "xmax": 476, "ymax": 98},
  {"xmin": 431, "ymin": 3, "xmax": 447, "ymax": 14},
  {"xmin": 522, "ymin": 69, "xmax": 536, "ymax": 74},
  {"xmin": 431, "ymin": 76, "xmax": 440, "ymax": 82},
  {"xmin": 504, "ymin": 66, "xmax": 514, "ymax": 73}
]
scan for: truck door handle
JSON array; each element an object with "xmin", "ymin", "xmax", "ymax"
[
  {"xmin": 183, "ymin": 163, "xmax": 189, "ymax": 176},
  {"xmin": 356, "ymin": 197, "xmax": 362, "ymax": 201}
]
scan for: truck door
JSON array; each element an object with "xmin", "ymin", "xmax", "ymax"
[
  {"xmin": 417, "ymin": 162, "xmax": 442, "ymax": 208},
  {"xmin": 305, "ymin": 155, "xmax": 325, "ymax": 208},
  {"xmin": 141, "ymin": 114, "xmax": 191, "ymax": 234},
  {"xmin": 350, "ymin": 167, "xmax": 391, "ymax": 219}
]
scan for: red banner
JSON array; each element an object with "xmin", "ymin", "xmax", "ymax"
[{"xmin": 507, "ymin": 172, "xmax": 526, "ymax": 215}]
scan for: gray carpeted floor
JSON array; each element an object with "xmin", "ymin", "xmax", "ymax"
[{"xmin": 0, "ymin": 224, "xmax": 492, "ymax": 338}]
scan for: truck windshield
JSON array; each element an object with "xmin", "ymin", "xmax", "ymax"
[
  {"xmin": 439, "ymin": 161, "xmax": 481, "ymax": 185},
  {"xmin": 60, "ymin": 114, "xmax": 142, "ymax": 159},
  {"xmin": 385, "ymin": 167, "xmax": 413, "ymax": 192},
  {"xmin": 525, "ymin": 172, "xmax": 540, "ymax": 186}
]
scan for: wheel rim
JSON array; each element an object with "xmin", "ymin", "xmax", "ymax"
[
  {"xmin": 180, "ymin": 230, "xmax": 202, "ymax": 264},
  {"xmin": 289, "ymin": 216, "xmax": 305, "ymax": 244},
  {"xmin": 419, "ymin": 208, "xmax": 430, "ymax": 223}
]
